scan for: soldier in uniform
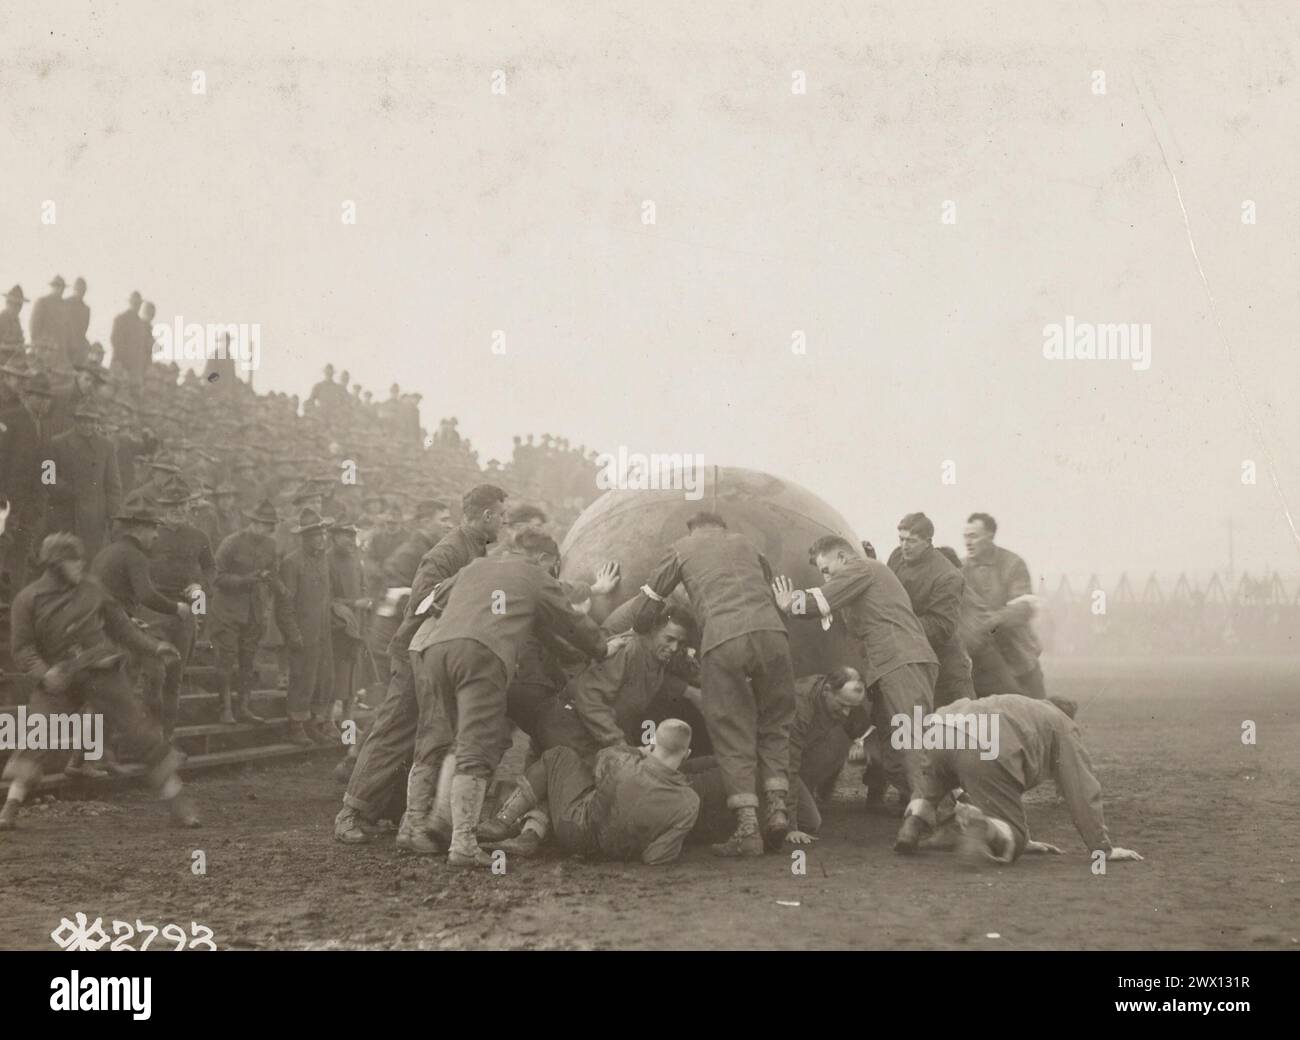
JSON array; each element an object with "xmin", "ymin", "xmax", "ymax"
[
  {"xmin": 334, "ymin": 484, "xmax": 506, "ymax": 847},
  {"xmin": 29, "ymin": 276, "xmax": 67, "ymax": 353},
  {"xmin": 46, "ymin": 405, "xmax": 123, "ymax": 562},
  {"xmin": 0, "ymin": 371, "xmax": 56, "ymax": 595},
  {"xmin": 279, "ymin": 507, "xmax": 336, "ymax": 746},
  {"xmin": 62, "ymin": 278, "xmax": 92, "ymax": 369},
  {"xmin": 887, "ymin": 512, "xmax": 975, "ymax": 709},
  {"xmin": 145, "ymin": 479, "xmax": 214, "ymax": 740},
  {"xmin": 409, "ymin": 529, "xmax": 614, "ymax": 868},
  {"xmin": 328, "ymin": 512, "xmax": 370, "ymax": 734},
  {"xmin": 774, "ymin": 535, "xmax": 938, "ymax": 816},
  {"xmin": 478, "ymin": 721, "xmax": 700, "ymax": 865},
  {"xmin": 210, "ymin": 498, "xmax": 287, "ymax": 725},
  {"xmin": 1, "ymin": 533, "xmax": 198, "ymax": 831},
  {"xmin": 634, "ymin": 511, "xmax": 798, "ymax": 857},
  {"xmin": 0, "ymin": 285, "xmax": 27, "ymax": 350}
]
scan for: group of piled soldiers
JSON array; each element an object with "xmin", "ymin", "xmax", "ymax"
[{"xmin": 327, "ymin": 498, "xmax": 1141, "ymax": 870}]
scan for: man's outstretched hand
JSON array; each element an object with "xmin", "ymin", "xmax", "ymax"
[
  {"xmin": 1108, "ymin": 847, "xmax": 1144, "ymax": 861},
  {"xmin": 591, "ymin": 561, "xmax": 621, "ymax": 596},
  {"xmin": 771, "ymin": 575, "xmax": 795, "ymax": 613}
]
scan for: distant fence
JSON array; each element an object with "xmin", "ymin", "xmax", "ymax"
[{"xmin": 1036, "ymin": 572, "xmax": 1300, "ymax": 657}]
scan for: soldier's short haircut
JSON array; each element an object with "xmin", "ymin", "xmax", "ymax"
[
  {"xmin": 506, "ymin": 503, "xmax": 547, "ymax": 526},
  {"xmin": 657, "ymin": 603, "xmax": 698, "ymax": 643},
  {"xmin": 966, "ymin": 512, "xmax": 997, "ymax": 535},
  {"xmin": 826, "ymin": 666, "xmax": 864, "ymax": 701},
  {"xmin": 655, "ymin": 718, "xmax": 693, "ymax": 754},
  {"xmin": 808, "ymin": 534, "xmax": 857, "ymax": 563},
  {"xmin": 515, "ymin": 528, "xmax": 559, "ymax": 559},
  {"xmin": 685, "ymin": 511, "xmax": 727, "ymax": 531},
  {"xmin": 898, "ymin": 511, "xmax": 935, "ymax": 541},
  {"xmin": 462, "ymin": 483, "xmax": 507, "ymax": 517}
]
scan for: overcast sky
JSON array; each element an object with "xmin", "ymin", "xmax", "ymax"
[{"xmin": 3, "ymin": 0, "xmax": 1298, "ymax": 582}]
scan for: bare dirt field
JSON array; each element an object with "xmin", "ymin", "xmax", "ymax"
[{"xmin": 2, "ymin": 657, "xmax": 1296, "ymax": 950}]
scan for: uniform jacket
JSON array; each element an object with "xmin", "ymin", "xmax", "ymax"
[
  {"xmin": 565, "ymin": 632, "xmax": 673, "ymax": 748},
  {"xmin": 941, "ymin": 695, "xmax": 1111, "ymax": 853},
  {"xmin": 383, "ymin": 529, "xmax": 434, "ymax": 587},
  {"xmin": 0, "ymin": 309, "xmax": 23, "ymax": 347},
  {"xmin": 46, "ymin": 428, "xmax": 123, "ymax": 560},
  {"xmin": 962, "ymin": 545, "xmax": 1040, "ymax": 674},
  {"xmin": 10, "ymin": 570, "xmax": 162, "ymax": 680},
  {"xmin": 636, "ymin": 529, "xmax": 785, "ymax": 656},
  {"xmin": 150, "ymin": 521, "xmax": 214, "ymax": 598},
  {"xmin": 63, "ymin": 297, "xmax": 91, "ymax": 366},
  {"xmin": 279, "ymin": 546, "xmax": 334, "ymax": 647},
  {"xmin": 211, "ymin": 527, "xmax": 286, "ymax": 627},
  {"xmin": 585, "ymin": 746, "xmax": 700, "ymax": 865},
  {"xmin": 888, "ymin": 546, "xmax": 973, "ymax": 688},
  {"xmin": 29, "ymin": 292, "xmax": 64, "ymax": 348},
  {"xmin": 411, "ymin": 553, "xmax": 607, "ymax": 684},
  {"xmin": 790, "ymin": 557, "xmax": 936, "ymax": 687},
  {"xmin": 91, "ymin": 532, "xmax": 177, "ymax": 617},
  {"xmin": 0, "ymin": 403, "xmax": 51, "ymax": 517},
  {"xmin": 329, "ymin": 544, "xmax": 366, "ymax": 642},
  {"xmin": 109, "ymin": 308, "xmax": 151, "ymax": 381},
  {"xmin": 390, "ymin": 522, "xmax": 489, "ymax": 653}
]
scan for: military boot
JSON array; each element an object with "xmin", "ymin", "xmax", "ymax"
[
  {"xmin": 763, "ymin": 789, "xmax": 790, "ymax": 850},
  {"xmin": 712, "ymin": 806, "xmax": 764, "ymax": 857},
  {"xmin": 476, "ymin": 781, "xmax": 537, "ymax": 844},
  {"xmin": 446, "ymin": 775, "xmax": 493, "ymax": 868}
]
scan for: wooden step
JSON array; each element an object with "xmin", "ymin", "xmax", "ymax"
[{"xmin": 0, "ymin": 740, "xmax": 338, "ymax": 798}]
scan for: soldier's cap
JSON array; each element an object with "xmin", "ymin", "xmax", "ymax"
[
  {"xmin": 5, "ymin": 285, "xmax": 29, "ymax": 303},
  {"xmin": 115, "ymin": 492, "xmax": 166, "ymax": 526},
  {"xmin": 22, "ymin": 372, "xmax": 55, "ymax": 397},
  {"xmin": 73, "ymin": 404, "xmax": 104, "ymax": 420},
  {"xmin": 330, "ymin": 512, "xmax": 360, "ymax": 534},
  {"xmin": 38, "ymin": 532, "xmax": 85, "ymax": 567},
  {"xmin": 292, "ymin": 507, "xmax": 333, "ymax": 534},
  {"xmin": 49, "ymin": 275, "xmax": 66, "ymax": 291},
  {"xmin": 145, "ymin": 453, "xmax": 182, "ymax": 473},
  {"xmin": 243, "ymin": 499, "xmax": 279, "ymax": 524},
  {"xmin": 214, "ymin": 482, "xmax": 238, "ymax": 496}
]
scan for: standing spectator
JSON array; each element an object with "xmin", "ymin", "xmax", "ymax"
[
  {"xmin": 962, "ymin": 513, "xmax": 1046, "ymax": 698},
  {"xmin": 62, "ymin": 277, "xmax": 91, "ymax": 368},
  {"xmin": 0, "ymin": 371, "xmax": 56, "ymax": 593},
  {"xmin": 280, "ymin": 507, "xmax": 336, "ymax": 746},
  {"xmin": 0, "ymin": 285, "xmax": 28, "ymax": 349},
  {"xmin": 46, "ymin": 406, "xmax": 123, "ymax": 562},
  {"xmin": 29, "ymin": 275, "xmax": 66, "ymax": 352}
]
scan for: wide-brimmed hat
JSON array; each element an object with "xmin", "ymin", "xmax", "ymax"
[
  {"xmin": 115, "ymin": 491, "xmax": 166, "ymax": 525},
  {"xmin": 145, "ymin": 452, "xmax": 182, "ymax": 473},
  {"xmin": 291, "ymin": 507, "xmax": 333, "ymax": 534},
  {"xmin": 243, "ymin": 498, "xmax": 279, "ymax": 524},
  {"xmin": 49, "ymin": 275, "xmax": 66, "ymax": 291},
  {"xmin": 154, "ymin": 477, "xmax": 196, "ymax": 507},
  {"xmin": 5, "ymin": 285, "xmax": 28, "ymax": 304},
  {"xmin": 22, "ymin": 372, "xmax": 55, "ymax": 397},
  {"xmin": 74, "ymin": 361, "xmax": 111, "ymax": 384},
  {"xmin": 72, "ymin": 403, "xmax": 103, "ymax": 421},
  {"xmin": 214, "ymin": 482, "xmax": 238, "ymax": 497},
  {"xmin": 330, "ymin": 511, "xmax": 360, "ymax": 534}
]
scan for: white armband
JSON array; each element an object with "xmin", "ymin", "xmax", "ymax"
[{"xmin": 639, "ymin": 584, "xmax": 665, "ymax": 603}]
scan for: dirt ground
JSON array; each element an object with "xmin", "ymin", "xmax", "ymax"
[{"xmin": 2, "ymin": 657, "xmax": 1297, "ymax": 950}]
